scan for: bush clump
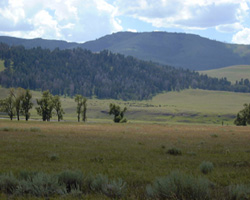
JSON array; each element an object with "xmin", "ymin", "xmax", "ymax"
[
  {"xmin": 58, "ymin": 170, "xmax": 84, "ymax": 193},
  {"xmin": 199, "ymin": 161, "xmax": 214, "ymax": 174},
  {"xmin": 0, "ymin": 170, "xmax": 126, "ymax": 199},
  {"xmin": 167, "ymin": 147, "xmax": 182, "ymax": 156},
  {"xmin": 0, "ymin": 172, "xmax": 19, "ymax": 194},
  {"xmin": 146, "ymin": 171, "xmax": 212, "ymax": 200},
  {"xmin": 16, "ymin": 172, "xmax": 64, "ymax": 197},
  {"xmin": 90, "ymin": 174, "xmax": 126, "ymax": 199},
  {"xmin": 228, "ymin": 184, "xmax": 250, "ymax": 200}
]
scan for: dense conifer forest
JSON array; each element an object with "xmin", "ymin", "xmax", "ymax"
[{"xmin": 0, "ymin": 43, "xmax": 250, "ymax": 100}]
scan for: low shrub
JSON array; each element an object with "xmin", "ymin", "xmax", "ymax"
[
  {"xmin": 90, "ymin": 174, "xmax": 109, "ymax": 193},
  {"xmin": 90, "ymin": 174, "xmax": 126, "ymax": 199},
  {"xmin": 30, "ymin": 127, "xmax": 41, "ymax": 132},
  {"xmin": 102, "ymin": 178, "xmax": 127, "ymax": 199},
  {"xmin": 167, "ymin": 147, "xmax": 182, "ymax": 156},
  {"xmin": 0, "ymin": 127, "xmax": 16, "ymax": 132},
  {"xmin": 0, "ymin": 172, "xmax": 19, "ymax": 194},
  {"xmin": 199, "ymin": 161, "xmax": 214, "ymax": 174},
  {"xmin": 146, "ymin": 171, "xmax": 212, "ymax": 200},
  {"xmin": 58, "ymin": 170, "xmax": 84, "ymax": 193},
  {"xmin": 18, "ymin": 170, "xmax": 38, "ymax": 181},
  {"xmin": 48, "ymin": 153, "xmax": 59, "ymax": 161},
  {"xmin": 16, "ymin": 172, "xmax": 64, "ymax": 197},
  {"xmin": 210, "ymin": 134, "xmax": 218, "ymax": 138},
  {"xmin": 228, "ymin": 184, "xmax": 250, "ymax": 200}
]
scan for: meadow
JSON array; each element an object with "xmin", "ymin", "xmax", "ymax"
[
  {"xmin": 0, "ymin": 60, "xmax": 5, "ymax": 72},
  {"xmin": 200, "ymin": 65, "xmax": 250, "ymax": 83},
  {"xmin": 1, "ymin": 86, "xmax": 250, "ymax": 199},
  {"xmin": 1, "ymin": 87, "xmax": 249, "ymax": 125},
  {"xmin": 0, "ymin": 120, "xmax": 250, "ymax": 199}
]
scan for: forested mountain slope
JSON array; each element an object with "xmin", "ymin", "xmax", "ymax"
[
  {"xmin": 81, "ymin": 32, "xmax": 250, "ymax": 70},
  {"xmin": 0, "ymin": 43, "xmax": 250, "ymax": 100},
  {"xmin": 1, "ymin": 32, "xmax": 250, "ymax": 71}
]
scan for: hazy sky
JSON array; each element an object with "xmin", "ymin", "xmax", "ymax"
[{"xmin": 0, "ymin": 0, "xmax": 250, "ymax": 44}]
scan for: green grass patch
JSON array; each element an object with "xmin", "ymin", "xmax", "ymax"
[
  {"xmin": 0, "ymin": 60, "xmax": 5, "ymax": 72},
  {"xmin": 200, "ymin": 65, "xmax": 250, "ymax": 83}
]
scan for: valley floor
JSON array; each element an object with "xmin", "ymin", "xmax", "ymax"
[
  {"xmin": 0, "ymin": 120, "xmax": 249, "ymax": 199},
  {"xmin": 1, "ymin": 87, "xmax": 249, "ymax": 125}
]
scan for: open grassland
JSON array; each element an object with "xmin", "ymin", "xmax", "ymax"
[
  {"xmin": 0, "ymin": 120, "xmax": 250, "ymax": 199},
  {"xmin": 1, "ymin": 87, "xmax": 250, "ymax": 124},
  {"xmin": 0, "ymin": 60, "xmax": 5, "ymax": 72},
  {"xmin": 200, "ymin": 65, "xmax": 250, "ymax": 83}
]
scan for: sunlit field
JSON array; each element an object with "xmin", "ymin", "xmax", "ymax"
[
  {"xmin": 1, "ymin": 87, "xmax": 249, "ymax": 125},
  {"xmin": 0, "ymin": 120, "xmax": 250, "ymax": 199},
  {"xmin": 200, "ymin": 65, "xmax": 250, "ymax": 83}
]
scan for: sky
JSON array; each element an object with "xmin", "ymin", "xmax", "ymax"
[{"xmin": 0, "ymin": 0, "xmax": 250, "ymax": 44}]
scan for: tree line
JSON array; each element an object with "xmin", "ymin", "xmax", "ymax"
[
  {"xmin": 1, "ymin": 43, "xmax": 250, "ymax": 101},
  {"xmin": 0, "ymin": 88, "xmax": 127, "ymax": 123}
]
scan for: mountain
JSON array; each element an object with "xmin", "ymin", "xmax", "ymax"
[
  {"xmin": 81, "ymin": 32, "xmax": 250, "ymax": 71},
  {"xmin": 0, "ymin": 36, "xmax": 78, "ymax": 50},
  {"xmin": 2, "ymin": 43, "xmax": 249, "ymax": 100},
  {"xmin": 1, "ymin": 32, "xmax": 250, "ymax": 70}
]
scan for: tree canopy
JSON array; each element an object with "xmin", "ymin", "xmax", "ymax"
[
  {"xmin": 234, "ymin": 104, "xmax": 250, "ymax": 126},
  {"xmin": 1, "ymin": 43, "xmax": 249, "ymax": 100},
  {"xmin": 109, "ymin": 103, "xmax": 127, "ymax": 123}
]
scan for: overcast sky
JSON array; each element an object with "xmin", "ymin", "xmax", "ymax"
[{"xmin": 0, "ymin": 0, "xmax": 250, "ymax": 44}]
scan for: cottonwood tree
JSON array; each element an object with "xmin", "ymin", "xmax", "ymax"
[
  {"xmin": 109, "ymin": 103, "xmax": 127, "ymax": 123},
  {"xmin": 21, "ymin": 89, "xmax": 33, "ymax": 121},
  {"xmin": 12, "ymin": 87, "xmax": 25, "ymax": 121},
  {"xmin": 82, "ymin": 98, "xmax": 87, "ymax": 122},
  {"xmin": 74, "ymin": 94, "xmax": 87, "ymax": 122},
  {"xmin": 0, "ymin": 88, "xmax": 16, "ymax": 120},
  {"xmin": 53, "ymin": 95, "xmax": 64, "ymax": 122},
  {"xmin": 36, "ymin": 90, "xmax": 54, "ymax": 121},
  {"xmin": 234, "ymin": 103, "xmax": 250, "ymax": 126}
]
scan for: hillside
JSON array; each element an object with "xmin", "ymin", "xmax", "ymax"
[
  {"xmin": 0, "ymin": 36, "xmax": 78, "ymax": 50},
  {"xmin": 1, "ymin": 32, "xmax": 250, "ymax": 70},
  {"xmin": 200, "ymin": 65, "xmax": 250, "ymax": 83},
  {"xmin": 1, "ymin": 43, "xmax": 249, "ymax": 100}
]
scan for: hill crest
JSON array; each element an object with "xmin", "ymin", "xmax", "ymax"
[{"xmin": 1, "ymin": 32, "xmax": 250, "ymax": 70}]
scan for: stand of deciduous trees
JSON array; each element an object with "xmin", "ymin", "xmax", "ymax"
[
  {"xmin": 0, "ymin": 88, "xmax": 33, "ymax": 121},
  {"xmin": 0, "ymin": 88, "xmax": 128, "ymax": 123}
]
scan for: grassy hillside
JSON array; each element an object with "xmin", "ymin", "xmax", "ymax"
[
  {"xmin": 0, "ymin": 87, "xmax": 248, "ymax": 124},
  {"xmin": 0, "ymin": 59, "xmax": 5, "ymax": 72},
  {"xmin": 200, "ymin": 65, "xmax": 250, "ymax": 83}
]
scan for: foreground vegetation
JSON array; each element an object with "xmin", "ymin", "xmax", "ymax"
[{"xmin": 0, "ymin": 121, "xmax": 250, "ymax": 199}]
